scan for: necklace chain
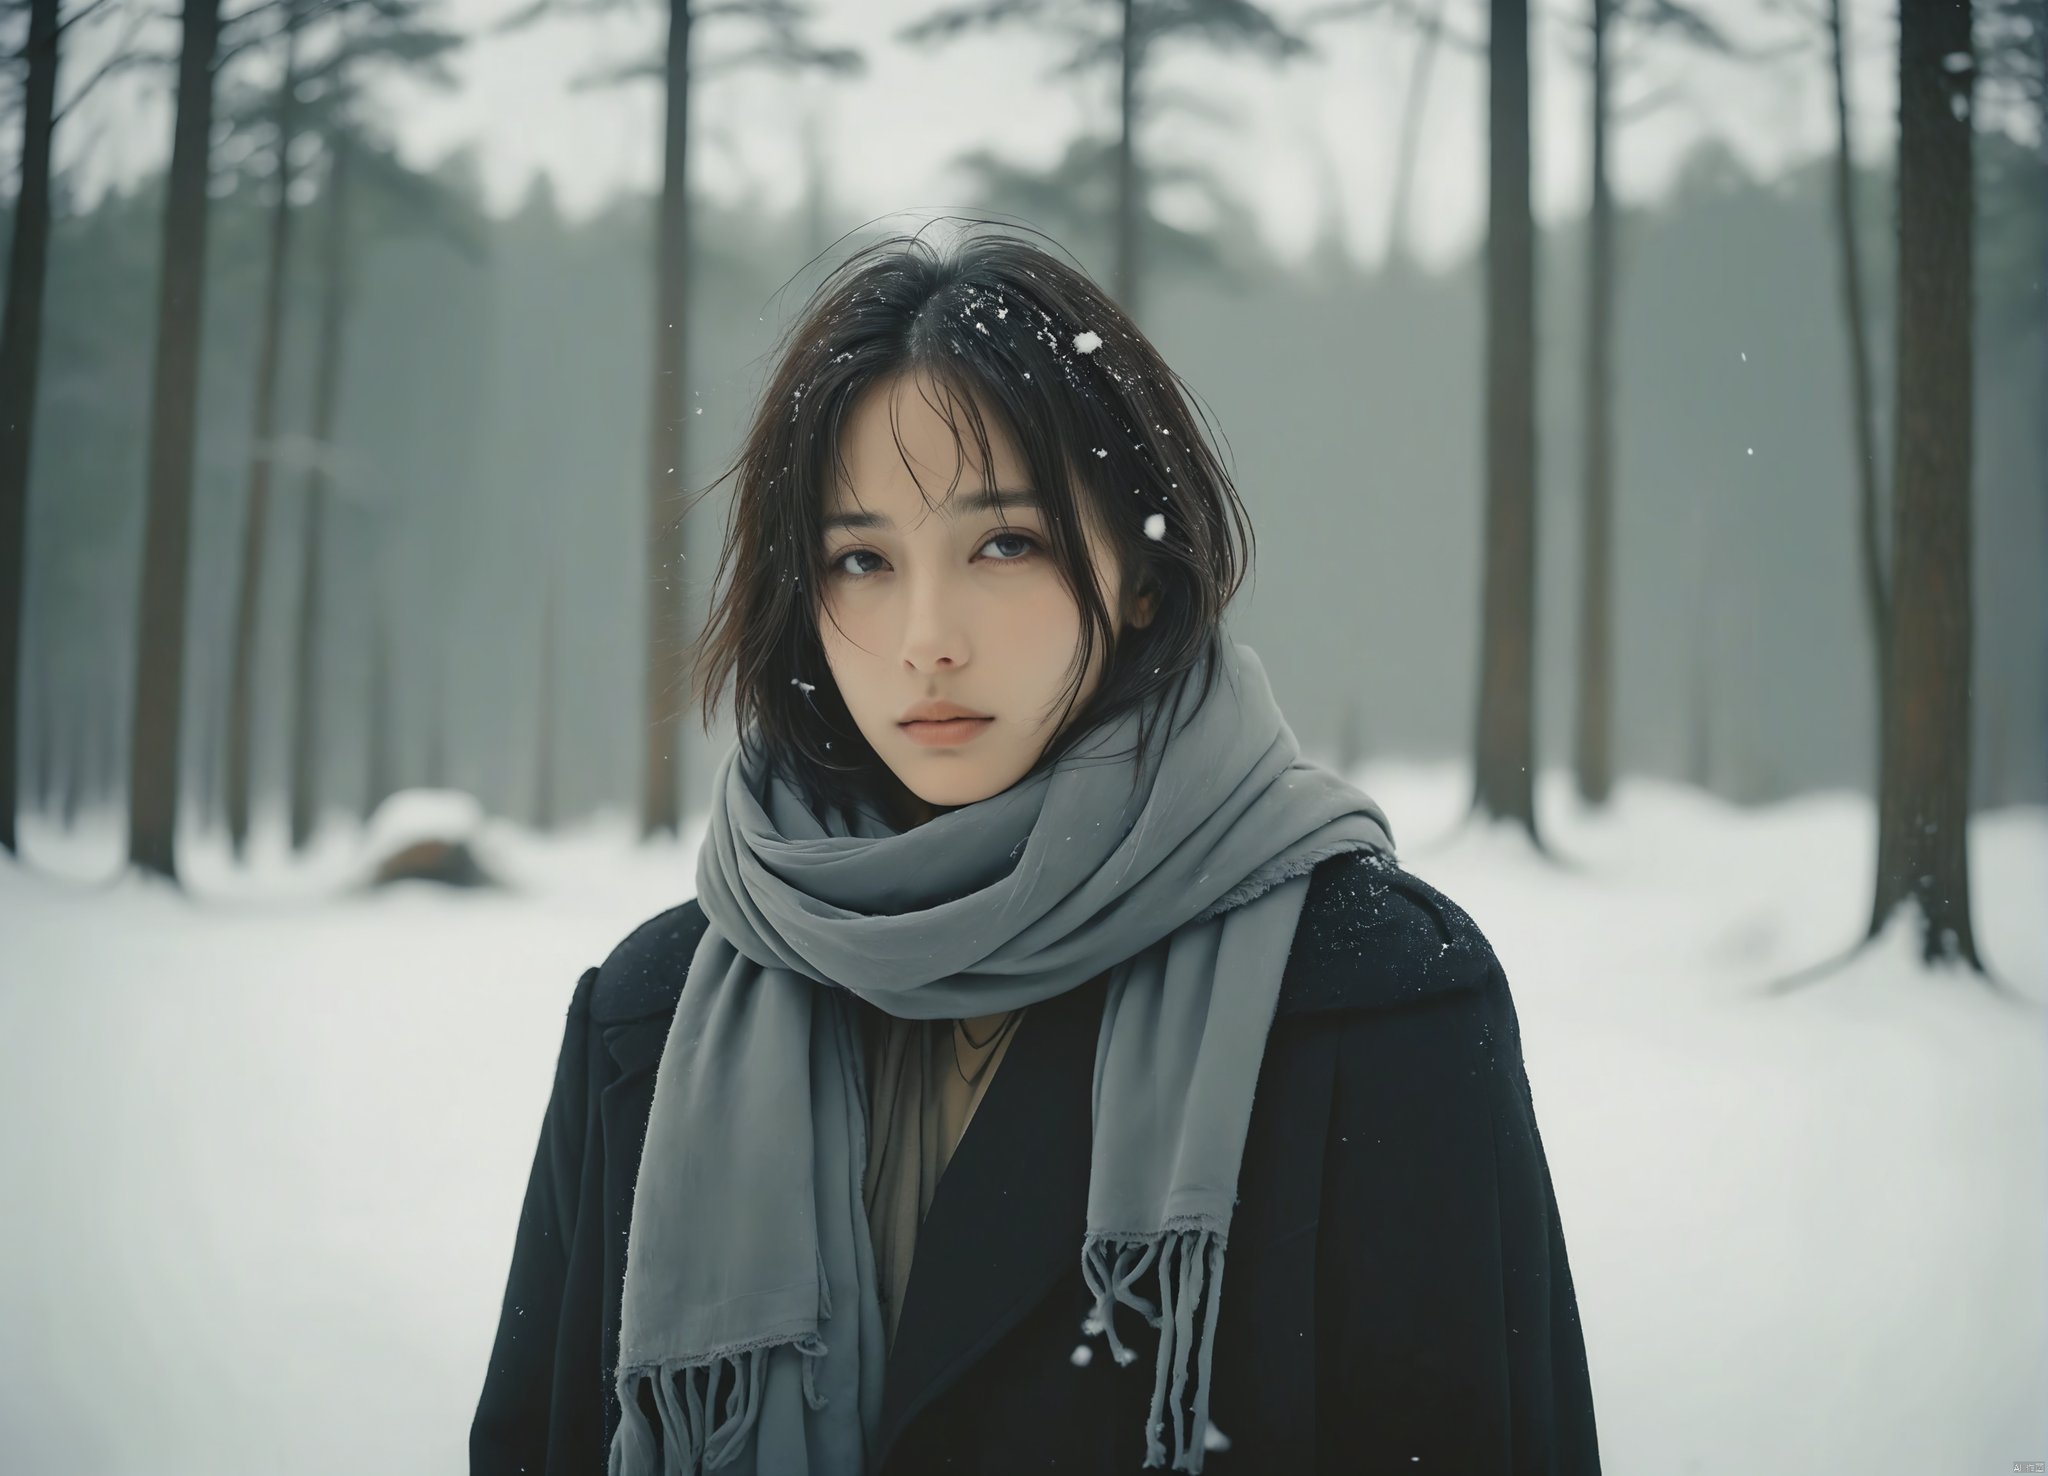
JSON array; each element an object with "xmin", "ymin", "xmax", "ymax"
[{"xmin": 949, "ymin": 1009, "xmax": 1023, "ymax": 1088}]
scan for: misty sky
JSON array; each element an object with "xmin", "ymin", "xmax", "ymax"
[{"xmin": 62, "ymin": 0, "xmax": 1912, "ymax": 272}]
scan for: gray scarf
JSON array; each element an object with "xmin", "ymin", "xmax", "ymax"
[{"xmin": 610, "ymin": 638, "xmax": 1396, "ymax": 1475}]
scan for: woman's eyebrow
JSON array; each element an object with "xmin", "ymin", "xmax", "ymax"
[{"xmin": 822, "ymin": 487, "xmax": 1042, "ymax": 533}]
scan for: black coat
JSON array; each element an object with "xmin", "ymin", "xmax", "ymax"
[{"xmin": 469, "ymin": 849, "xmax": 1602, "ymax": 1474}]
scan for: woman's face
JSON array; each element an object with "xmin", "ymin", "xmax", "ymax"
[{"xmin": 817, "ymin": 372, "xmax": 1154, "ymax": 826}]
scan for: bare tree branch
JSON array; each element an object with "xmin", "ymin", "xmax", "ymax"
[
  {"xmin": 1754, "ymin": 0, "xmax": 1826, "ymax": 28},
  {"xmin": 696, "ymin": 0, "xmax": 824, "ymax": 18},
  {"xmin": 1623, "ymin": 0, "xmax": 1733, "ymax": 53},
  {"xmin": 493, "ymin": 0, "xmax": 635, "ymax": 34},
  {"xmin": 1294, "ymin": 0, "xmax": 1386, "ymax": 24},
  {"xmin": 898, "ymin": 0, "xmax": 1049, "ymax": 48},
  {"xmin": 566, "ymin": 54, "xmax": 661, "ymax": 88},
  {"xmin": 1297, "ymin": 0, "xmax": 1482, "ymax": 52},
  {"xmin": 567, "ymin": 0, "xmax": 864, "ymax": 93},
  {"xmin": 695, "ymin": 35, "xmax": 861, "ymax": 77},
  {"xmin": 1614, "ymin": 78, "xmax": 1684, "ymax": 124},
  {"xmin": 294, "ymin": 23, "xmax": 461, "ymax": 90},
  {"xmin": 54, "ymin": 0, "xmax": 123, "ymax": 40},
  {"xmin": 51, "ymin": 5, "xmax": 161, "ymax": 124}
]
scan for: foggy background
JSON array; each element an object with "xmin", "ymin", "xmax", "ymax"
[{"xmin": 15, "ymin": 0, "xmax": 2043, "ymax": 838}]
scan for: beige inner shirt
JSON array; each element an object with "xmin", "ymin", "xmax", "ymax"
[{"xmin": 859, "ymin": 1001, "xmax": 1027, "ymax": 1352}]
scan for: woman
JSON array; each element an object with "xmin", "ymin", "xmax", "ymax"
[{"xmin": 470, "ymin": 225, "xmax": 1600, "ymax": 1476}]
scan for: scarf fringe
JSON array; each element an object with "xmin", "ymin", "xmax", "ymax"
[
  {"xmin": 1082, "ymin": 1227, "xmax": 1230, "ymax": 1474},
  {"xmin": 608, "ymin": 1331, "xmax": 829, "ymax": 1476}
]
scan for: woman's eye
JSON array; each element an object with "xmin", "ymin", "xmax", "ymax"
[
  {"xmin": 828, "ymin": 548, "xmax": 884, "ymax": 578},
  {"xmin": 826, "ymin": 534, "xmax": 1039, "ymax": 579},
  {"xmin": 981, "ymin": 531, "xmax": 1040, "ymax": 562}
]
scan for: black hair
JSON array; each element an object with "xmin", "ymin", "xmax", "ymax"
[{"xmin": 685, "ymin": 217, "xmax": 1255, "ymax": 826}]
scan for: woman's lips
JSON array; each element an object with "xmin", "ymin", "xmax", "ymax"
[{"xmin": 899, "ymin": 716, "xmax": 994, "ymax": 747}]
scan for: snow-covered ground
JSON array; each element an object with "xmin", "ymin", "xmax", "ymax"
[{"xmin": 2, "ymin": 764, "xmax": 2042, "ymax": 1475}]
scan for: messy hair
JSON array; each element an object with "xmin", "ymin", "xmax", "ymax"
[{"xmin": 685, "ymin": 218, "xmax": 1255, "ymax": 826}]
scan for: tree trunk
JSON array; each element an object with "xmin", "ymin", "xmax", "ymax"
[
  {"xmin": 1685, "ymin": 617, "xmax": 1712, "ymax": 790},
  {"xmin": 1827, "ymin": 0, "xmax": 1888, "ymax": 785},
  {"xmin": 1383, "ymin": 0, "xmax": 1448, "ymax": 270},
  {"xmin": 59, "ymin": 687, "xmax": 82, "ymax": 828},
  {"xmin": 1868, "ymin": 0, "xmax": 1982, "ymax": 966},
  {"xmin": 99, "ymin": 676, "xmax": 122, "ymax": 810},
  {"xmin": 29, "ymin": 636, "xmax": 53, "ymax": 819},
  {"xmin": 1470, "ymin": 0, "xmax": 1540, "ymax": 835},
  {"xmin": 2036, "ymin": 0, "xmax": 2046, "ymax": 738},
  {"xmin": 363, "ymin": 576, "xmax": 395, "ymax": 820},
  {"xmin": 1335, "ymin": 692, "xmax": 1363, "ymax": 775},
  {"xmin": 127, "ymin": 0, "xmax": 223, "ymax": 881},
  {"xmin": 226, "ymin": 1, "xmax": 305, "ymax": 859},
  {"xmin": 0, "ymin": 0, "xmax": 62, "ymax": 855},
  {"xmin": 800, "ymin": 104, "xmax": 831, "ymax": 259},
  {"xmin": 1573, "ymin": 0, "xmax": 1616, "ymax": 808},
  {"xmin": 1114, "ymin": 0, "xmax": 1141, "ymax": 321},
  {"xmin": 290, "ymin": 134, "xmax": 352, "ymax": 853},
  {"xmin": 534, "ymin": 576, "xmax": 557, "ymax": 831},
  {"xmin": 424, "ymin": 634, "xmax": 448, "ymax": 789},
  {"xmin": 1682, "ymin": 490, "xmax": 1714, "ymax": 790},
  {"xmin": 641, "ymin": 0, "xmax": 693, "ymax": 839},
  {"xmin": 193, "ymin": 651, "xmax": 221, "ymax": 826}
]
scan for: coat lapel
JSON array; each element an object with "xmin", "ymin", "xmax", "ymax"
[
  {"xmin": 873, "ymin": 973, "xmax": 1106, "ymax": 1466},
  {"xmin": 598, "ymin": 1014, "xmax": 675, "ymax": 1453}
]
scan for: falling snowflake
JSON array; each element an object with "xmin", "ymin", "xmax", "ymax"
[
  {"xmin": 791, "ymin": 678, "xmax": 816, "ymax": 695},
  {"xmin": 1073, "ymin": 329, "xmax": 1103, "ymax": 354},
  {"xmin": 1069, "ymin": 1344, "xmax": 1093, "ymax": 1367},
  {"xmin": 1094, "ymin": 447, "xmax": 1109, "ymax": 458},
  {"xmin": 1144, "ymin": 513, "xmax": 1166, "ymax": 540}
]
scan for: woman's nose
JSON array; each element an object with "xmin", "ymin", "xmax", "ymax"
[{"xmin": 896, "ymin": 571, "xmax": 971, "ymax": 671}]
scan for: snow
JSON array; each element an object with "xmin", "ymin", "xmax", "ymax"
[
  {"xmin": 1072, "ymin": 329, "xmax": 1102, "ymax": 354},
  {"xmin": 2, "ymin": 768, "xmax": 2042, "ymax": 1475},
  {"xmin": 361, "ymin": 787, "xmax": 487, "ymax": 854},
  {"xmin": 1144, "ymin": 513, "xmax": 1167, "ymax": 540}
]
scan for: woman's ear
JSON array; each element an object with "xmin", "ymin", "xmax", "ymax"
[{"xmin": 1127, "ymin": 580, "xmax": 1158, "ymax": 630}]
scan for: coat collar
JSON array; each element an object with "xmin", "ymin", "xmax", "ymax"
[{"xmin": 872, "ymin": 972, "xmax": 1107, "ymax": 1467}]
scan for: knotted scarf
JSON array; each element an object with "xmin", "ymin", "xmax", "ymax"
[{"xmin": 611, "ymin": 637, "xmax": 1396, "ymax": 1474}]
